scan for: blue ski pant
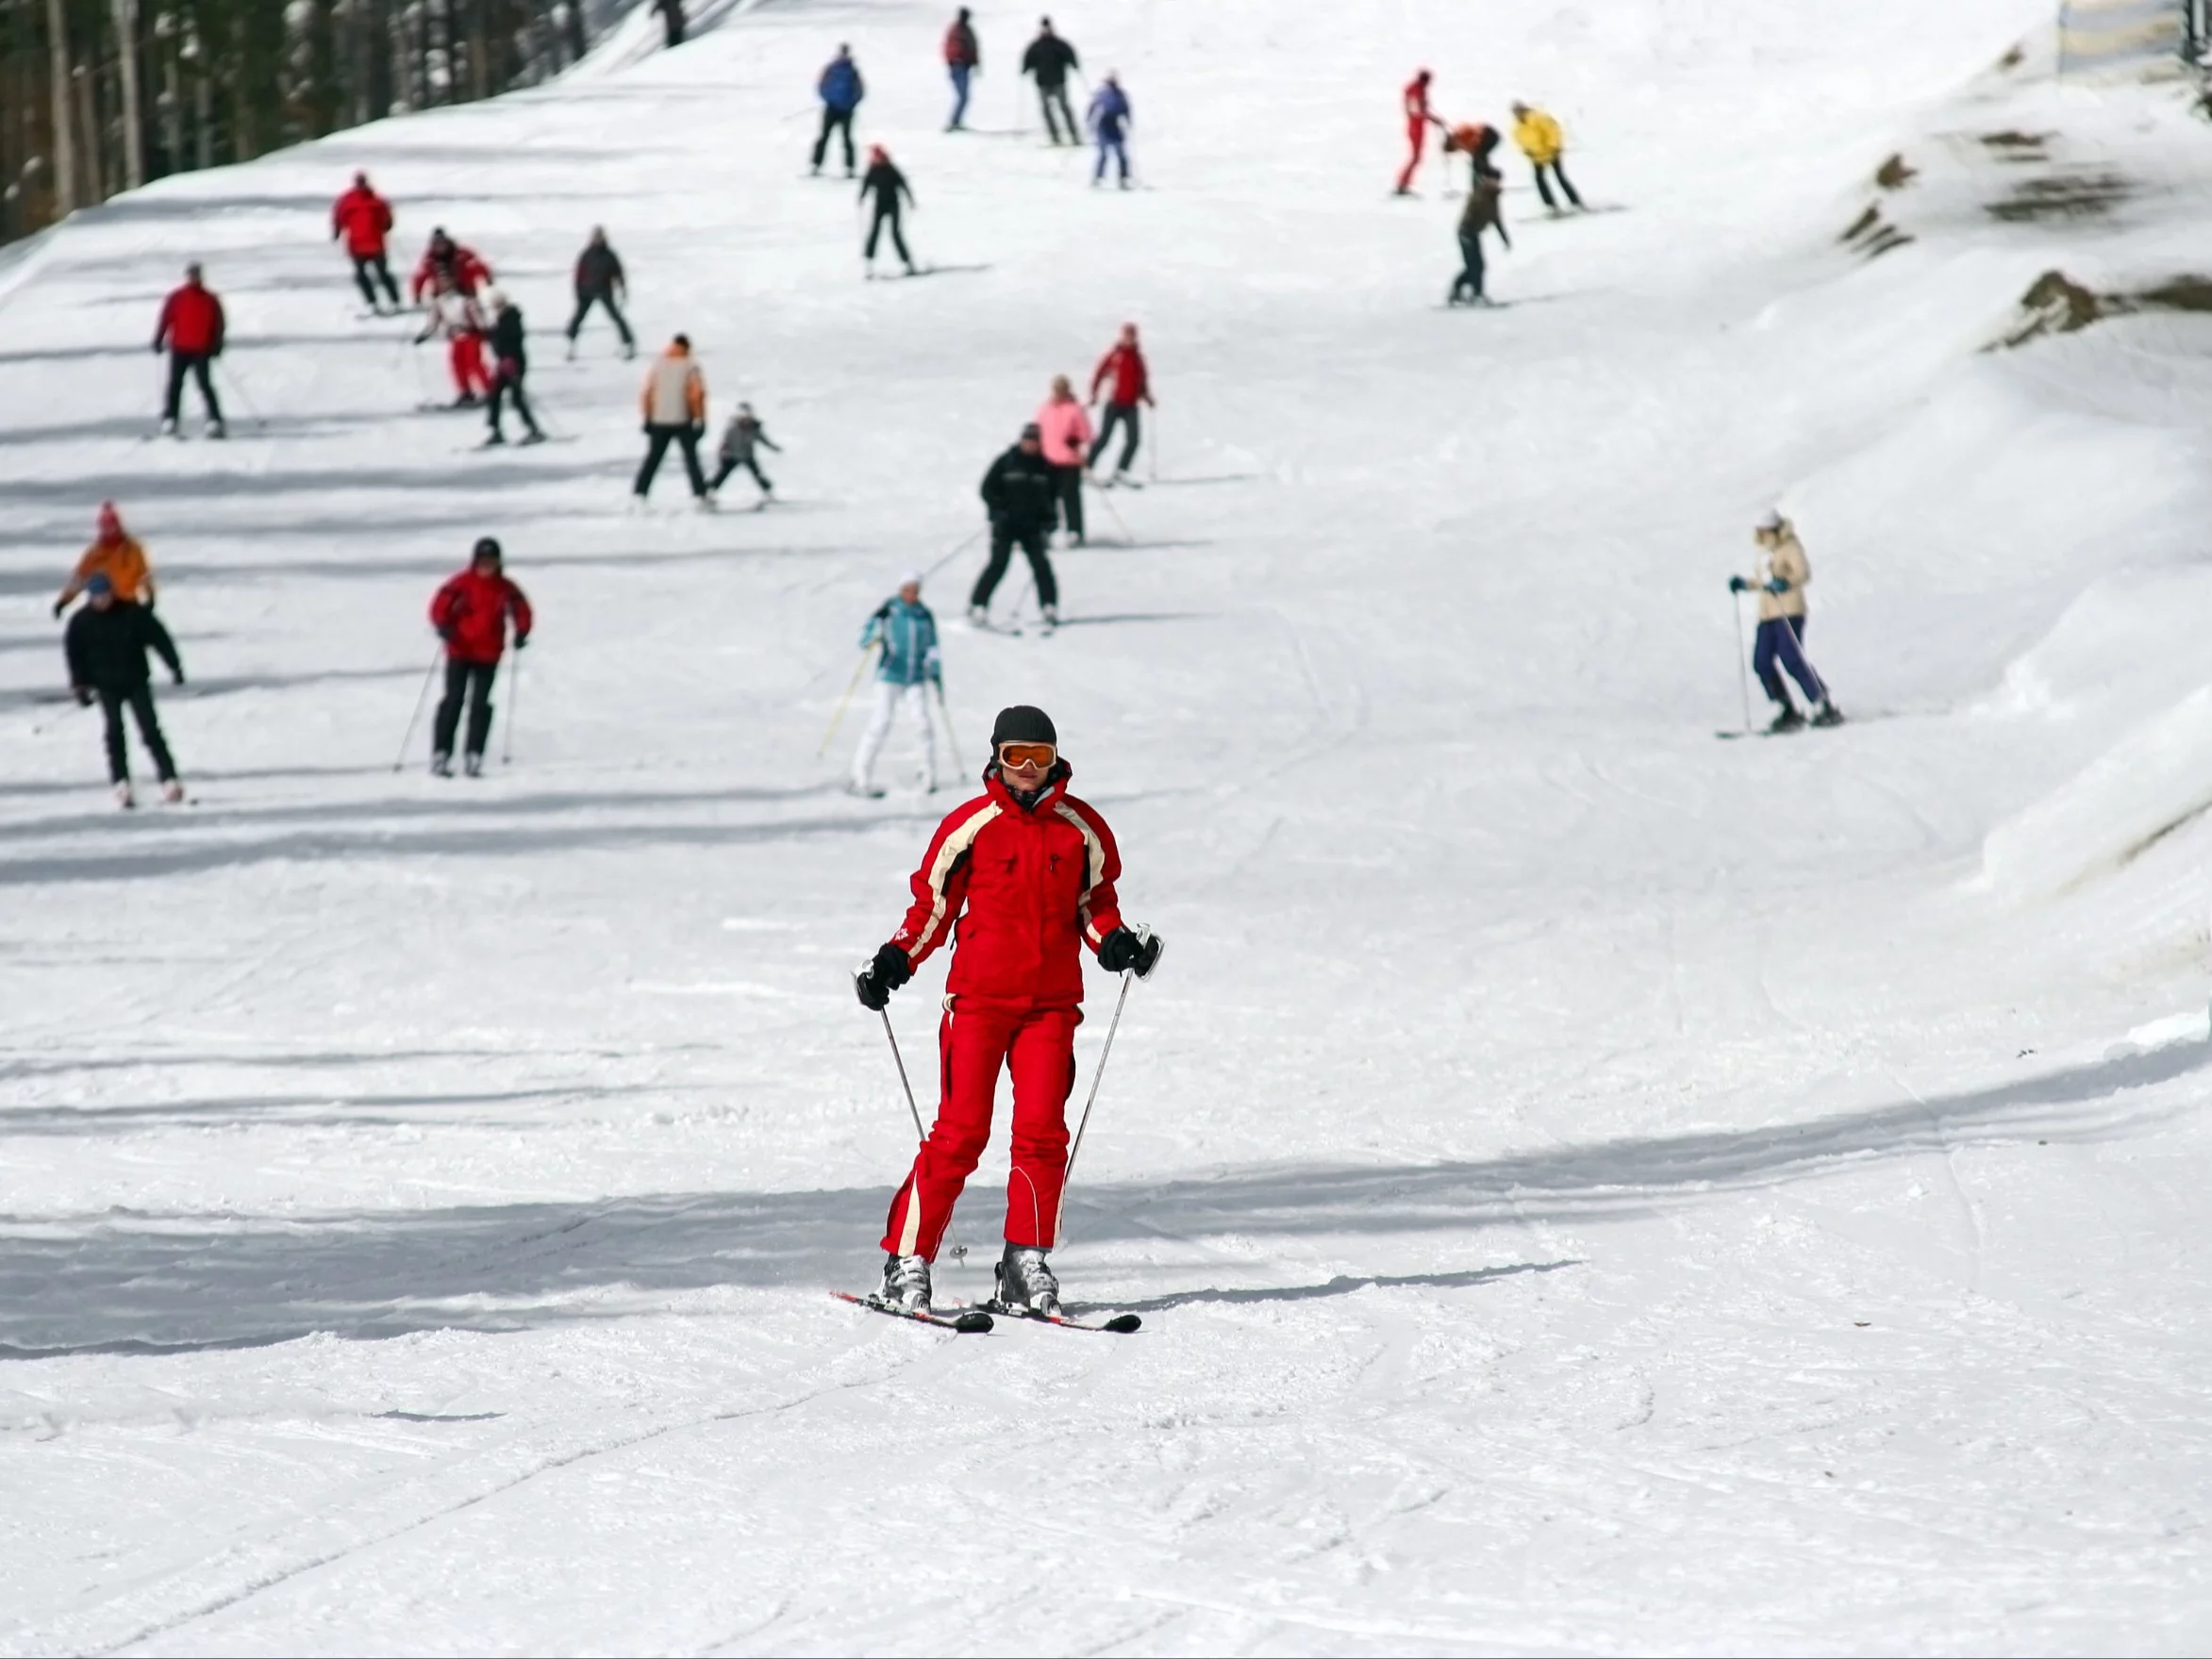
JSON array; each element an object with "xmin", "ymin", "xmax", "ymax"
[
  {"xmin": 948, "ymin": 64, "xmax": 972, "ymax": 127},
  {"xmin": 1754, "ymin": 614, "xmax": 1826, "ymax": 705},
  {"xmin": 1094, "ymin": 135, "xmax": 1129, "ymax": 182}
]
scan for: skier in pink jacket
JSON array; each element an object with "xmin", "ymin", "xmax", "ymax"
[{"xmin": 1034, "ymin": 374, "xmax": 1094, "ymax": 545}]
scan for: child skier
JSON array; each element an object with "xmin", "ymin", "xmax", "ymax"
[
  {"xmin": 853, "ymin": 704, "xmax": 1163, "ymax": 1316},
  {"xmin": 1731, "ymin": 512, "xmax": 1843, "ymax": 732},
  {"xmin": 1448, "ymin": 173, "xmax": 1510, "ymax": 306},
  {"xmin": 416, "ymin": 275, "xmax": 491, "ymax": 407},
  {"xmin": 710, "ymin": 403, "xmax": 780, "ymax": 500},
  {"xmin": 849, "ymin": 572, "xmax": 941, "ymax": 798},
  {"xmin": 54, "ymin": 502, "xmax": 156, "ymax": 616},
  {"xmin": 427, "ymin": 538, "xmax": 533, "ymax": 776},
  {"xmin": 64, "ymin": 574, "xmax": 187, "ymax": 807},
  {"xmin": 482, "ymin": 291, "xmax": 545, "ymax": 446},
  {"xmin": 1089, "ymin": 72, "xmax": 1133, "ymax": 188}
]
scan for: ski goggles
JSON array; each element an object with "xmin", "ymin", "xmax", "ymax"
[{"xmin": 997, "ymin": 743, "xmax": 1056, "ymax": 769}]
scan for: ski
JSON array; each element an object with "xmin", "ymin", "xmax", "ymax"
[
  {"xmin": 976, "ymin": 1301, "xmax": 1139, "ymax": 1334},
  {"xmin": 831, "ymin": 1290, "xmax": 992, "ymax": 1333}
]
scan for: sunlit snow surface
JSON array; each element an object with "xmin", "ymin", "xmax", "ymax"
[{"xmin": 5, "ymin": 0, "xmax": 2212, "ymax": 1651}]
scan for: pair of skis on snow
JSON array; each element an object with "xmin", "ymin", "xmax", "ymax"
[{"xmin": 832, "ymin": 1290, "xmax": 1139, "ymax": 1335}]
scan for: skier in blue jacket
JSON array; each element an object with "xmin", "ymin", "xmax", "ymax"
[
  {"xmin": 1089, "ymin": 72, "xmax": 1132, "ymax": 188},
  {"xmin": 851, "ymin": 572, "xmax": 943, "ymax": 797},
  {"xmin": 812, "ymin": 44, "xmax": 865, "ymax": 176}
]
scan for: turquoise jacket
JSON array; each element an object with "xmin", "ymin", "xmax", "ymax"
[{"xmin": 860, "ymin": 597, "xmax": 940, "ymax": 686}]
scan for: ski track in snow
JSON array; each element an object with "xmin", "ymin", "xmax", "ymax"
[{"xmin": 4, "ymin": 0, "xmax": 2212, "ymax": 1651}]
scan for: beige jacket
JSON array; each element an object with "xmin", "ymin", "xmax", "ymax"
[
  {"xmin": 1752, "ymin": 525, "xmax": 1809, "ymax": 620},
  {"xmin": 640, "ymin": 350, "xmax": 706, "ymax": 426}
]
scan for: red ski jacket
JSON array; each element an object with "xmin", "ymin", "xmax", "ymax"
[
  {"xmin": 155, "ymin": 284, "xmax": 225, "ymax": 356},
  {"xmin": 429, "ymin": 569, "xmax": 532, "ymax": 663},
  {"xmin": 333, "ymin": 185, "xmax": 393, "ymax": 257},
  {"xmin": 890, "ymin": 767, "xmax": 1123, "ymax": 1005},
  {"xmin": 943, "ymin": 20, "xmax": 979, "ymax": 66},
  {"xmin": 1090, "ymin": 342, "xmax": 1150, "ymax": 406},
  {"xmin": 411, "ymin": 244, "xmax": 492, "ymax": 302}
]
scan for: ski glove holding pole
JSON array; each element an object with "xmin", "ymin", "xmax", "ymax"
[
  {"xmin": 855, "ymin": 942, "xmax": 914, "ymax": 1009},
  {"xmin": 1094, "ymin": 925, "xmax": 1164, "ymax": 978}
]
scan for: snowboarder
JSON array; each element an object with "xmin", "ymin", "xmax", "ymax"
[
  {"xmin": 482, "ymin": 291, "xmax": 544, "ymax": 446},
  {"xmin": 1442, "ymin": 121, "xmax": 1505, "ymax": 190},
  {"xmin": 1447, "ymin": 172, "xmax": 1509, "ymax": 306},
  {"xmin": 332, "ymin": 172, "xmax": 401, "ymax": 312},
  {"xmin": 813, "ymin": 43, "xmax": 864, "ymax": 175},
  {"xmin": 1394, "ymin": 69, "xmax": 1444, "ymax": 195},
  {"xmin": 427, "ymin": 537, "xmax": 532, "ymax": 776},
  {"xmin": 1088, "ymin": 71, "xmax": 1133, "ymax": 187},
  {"xmin": 1731, "ymin": 512, "xmax": 1842, "ymax": 732},
  {"xmin": 1022, "ymin": 17, "xmax": 1080, "ymax": 144},
  {"xmin": 853, "ymin": 703, "xmax": 1163, "ymax": 1315},
  {"xmin": 858, "ymin": 145, "xmax": 918, "ymax": 276},
  {"xmin": 1511, "ymin": 102, "xmax": 1585, "ymax": 212},
  {"xmin": 1036, "ymin": 373, "xmax": 1093, "ymax": 544},
  {"xmin": 1087, "ymin": 321, "xmax": 1152, "ymax": 483},
  {"xmin": 54, "ymin": 502, "xmax": 156, "ymax": 617},
  {"xmin": 634, "ymin": 334, "xmax": 711, "ymax": 504},
  {"xmin": 849, "ymin": 572, "xmax": 941, "ymax": 797},
  {"xmin": 566, "ymin": 227, "xmax": 635, "ymax": 359},
  {"xmin": 415, "ymin": 274, "xmax": 491, "ymax": 406},
  {"xmin": 153, "ymin": 263, "xmax": 225, "ymax": 439},
  {"xmin": 943, "ymin": 8, "xmax": 980, "ymax": 131},
  {"xmin": 64, "ymin": 573, "xmax": 186, "ymax": 808},
  {"xmin": 971, "ymin": 422, "xmax": 1061, "ymax": 627},
  {"xmin": 709, "ymin": 402, "xmax": 780, "ymax": 500},
  {"xmin": 409, "ymin": 228, "xmax": 492, "ymax": 304}
]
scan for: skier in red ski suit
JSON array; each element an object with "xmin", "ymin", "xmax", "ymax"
[
  {"xmin": 1394, "ymin": 68, "xmax": 1443, "ymax": 194},
  {"xmin": 855, "ymin": 705, "xmax": 1163, "ymax": 1316},
  {"xmin": 332, "ymin": 173, "xmax": 400, "ymax": 312},
  {"xmin": 425, "ymin": 537, "xmax": 531, "ymax": 777}
]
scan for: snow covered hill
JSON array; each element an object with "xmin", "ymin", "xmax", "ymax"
[{"xmin": 4, "ymin": 0, "xmax": 2212, "ymax": 1650}]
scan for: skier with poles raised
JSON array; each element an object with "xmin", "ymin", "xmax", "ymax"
[
  {"xmin": 812, "ymin": 43, "xmax": 864, "ymax": 176},
  {"xmin": 1022, "ymin": 17, "xmax": 1080, "ymax": 145},
  {"xmin": 943, "ymin": 7, "xmax": 981, "ymax": 131},
  {"xmin": 858, "ymin": 145, "xmax": 919, "ymax": 277},
  {"xmin": 1088, "ymin": 71, "xmax": 1133, "ymax": 188},
  {"xmin": 848, "ymin": 572, "xmax": 942, "ymax": 798},
  {"xmin": 1088, "ymin": 321, "xmax": 1152, "ymax": 486},
  {"xmin": 426, "ymin": 537, "xmax": 532, "ymax": 776},
  {"xmin": 565, "ymin": 227, "xmax": 635, "ymax": 359},
  {"xmin": 153, "ymin": 264, "xmax": 225, "ymax": 439},
  {"xmin": 852, "ymin": 703, "xmax": 1163, "ymax": 1318},
  {"xmin": 970, "ymin": 422, "xmax": 1061, "ymax": 629},
  {"xmin": 1730, "ymin": 511, "xmax": 1843, "ymax": 733},
  {"xmin": 64, "ymin": 573, "xmax": 187, "ymax": 808},
  {"xmin": 332, "ymin": 173, "xmax": 401, "ymax": 314}
]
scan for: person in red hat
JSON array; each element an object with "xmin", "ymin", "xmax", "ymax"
[
  {"xmin": 152, "ymin": 264, "xmax": 225, "ymax": 439},
  {"xmin": 1394, "ymin": 68, "xmax": 1444, "ymax": 195},
  {"xmin": 55, "ymin": 502, "xmax": 156, "ymax": 617},
  {"xmin": 858, "ymin": 145, "xmax": 917, "ymax": 276},
  {"xmin": 855, "ymin": 704, "xmax": 1162, "ymax": 1316},
  {"xmin": 332, "ymin": 172, "xmax": 400, "ymax": 313}
]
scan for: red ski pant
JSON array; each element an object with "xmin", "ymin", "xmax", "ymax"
[
  {"xmin": 1395, "ymin": 117, "xmax": 1428, "ymax": 191},
  {"xmin": 448, "ymin": 334, "xmax": 490, "ymax": 398},
  {"xmin": 881, "ymin": 996, "xmax": 1082, "ymax": 1261}
]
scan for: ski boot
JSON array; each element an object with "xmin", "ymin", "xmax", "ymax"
[
  {"xmin": 845, "ymin": 778, "xmax": 887, "ymax": 799},
  {"xmin": 967, "ymin": 604, "xmax": 989, "ymax": 628},
  {"xmin": 1766, "ymin": 704, "xmax": 1805, "ymax": 736},
  {"xmin": 160, "ymin": 779, "xmax": 185, "ymax": 805},
  {"xmin": 994, "ymin": 1245, "xmax": 1061, "ymax": 1317},
  {"xmin": 1809, "ymin": 701, "xmax": 1845, "ymax": 728},
  {"xmin": 113, "ymin": 782, "xmax": 136, "ymax": 810},
  {"xmin": 159, "ymin": 418, "xmax": 179, "ymax": 439},
  {"xmin": 430, "ymin": 750, "xmax": 454, "ymax": 778},
  {"xmin": 463, "ymin": 752, "xmax": 484, "ymax": 778},
  {"xmin": 208, "ymin": 419, "xmax": 227, "ymax": 440},
  {"xmin": 483, "ymin": 430, "xmax": 507, "ymax": 446},
  {"xmin": 878, "ymin": 1252, "xmax": 932, "ymax": 1314},
  {"xmin": 1039, "ymin": 604, "xmax": 1059, "ymax": 633},
  {"xmin": 518, "ymin": 430, "xmax": 546, "ymax": 447}
]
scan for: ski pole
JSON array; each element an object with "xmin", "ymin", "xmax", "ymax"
[
  {"xmin": 1062, "ymin": 941, "xmax": 1147, "ymax": 1199},
  {"xmin": 393, "ymin": 647, "xmax": 444, "ymax": 771},
  {"xmin": 1731, "ymin": 591, "xmax": 1753, "ymax": 735},
  {"xmin": 932, "ymin": 679, "xmax": 962, "ymax": 761},
  {"xmin": 503, "ymin": 649, "xmax": 521, "ymax": 764},
  {"xmin": 217, "ymin": 360, "xmax": 267, "ymax": 432},
  {"xmin": 1089, "ymin": 477, "xmax": 1135, "ymax": 542},
  {"xmin": 1148, "ymin": 405, "xmax": 1160, "ymax": 483},
  {"xmin": 877, "ymin": 1007, "xmax": 967, "ymax": 1262},
  {"xmin": 818, "ymin": 643, "xmax": 875, "ymax": 756}
]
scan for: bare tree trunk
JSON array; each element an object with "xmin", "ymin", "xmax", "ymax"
[
  {"xmin": 74, "ymin": 61, "xmax": 102, "ymax": 201},
  {"xmin": 112, "ymin": 0, "xmax": 146, "ymax": 188},
  {"xmin": 44, "ymin": 0, "xmax": 77, "ymax": 210}
]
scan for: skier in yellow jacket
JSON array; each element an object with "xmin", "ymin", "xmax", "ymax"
[
  {"xmin": 1510, "ymin": 102, "xmax": 1586, "ymax": 214},
  {"xmin": 1731, "ymin": 512, "xmax": 1842, "ymax": 733}
]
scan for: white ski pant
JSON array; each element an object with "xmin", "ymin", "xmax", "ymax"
[{"xmin": 853, "ymin": 680, "xmax": 937, "ymax": 790}]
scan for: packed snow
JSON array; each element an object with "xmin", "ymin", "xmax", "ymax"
[{"xmin": 5, "ymin": 0, "xmax": 2212, "ymax": 1651}]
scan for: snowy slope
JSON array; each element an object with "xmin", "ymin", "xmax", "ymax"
[{"xmin": 4, "ymin": 0, "xmax": 2212, "ymax": 1651}]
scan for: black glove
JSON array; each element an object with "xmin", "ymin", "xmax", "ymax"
[
  {"xmin": 438, "ymin": 626, "xmax": 456, "ymax": 642},
  {"xmin": 74, "ymin": 688, "xmax": 92, "ymax": 707},
  {"xmin": 52, "ymin": 596, "xmax": 67, "ymax": 619},
  {"xmin": 514, "ymin": 634, "xmax": 530, "ymax": 651},
  {"xmin": 854, "ymin": 942, "xmax": 913, "ymax": 1010},
  {"xmin": 1728, "ymin": 575, "xmax": 1749, "ymax": 594},
  {"xmin": 1096, "ymin": 926, "xmax": 1162, "ymax": 978},
  {"xmin": 172, "ymin": 670, "xmax": 186, "ymax": 687}
]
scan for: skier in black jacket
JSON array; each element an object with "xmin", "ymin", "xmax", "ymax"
[
  {"xmin": 970, "ymin": 423, "xmax": 1061, "ymax": 628},
  {"xmin": 1022, "ymin": 18, "xmax": 1081, "ymax": 144},
  {"xmin": 63, "ymin": 573, "xmax": 186, "ymax": 807},
  {"xmin": 859, "ymin": 146, "xmax": 918, "ymax": 276},
  {"xmin": 566, "ymin": 227, "xmax": 635, "ymax": 358},
  {"xmin": 483, "ymin": 291, "xmax": 544, "ymax": 445}
]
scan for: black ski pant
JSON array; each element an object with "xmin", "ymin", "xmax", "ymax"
[
  {"xmin": 1089, "ymin": 402, "xmax": 1141, "ymax": 473},
  {"xmin": 710, "ymin": 455, "xmax": 773, "ymax": 493},
  {"xmin": 433, "ymin": 657, "xmax": 500, "ymax": 758},
  {"xmin": 1450, "ymin": 232, "xmax": 1487, "ymax": 303},
  {"xmin": 97, "ymin": 684, "xmax": 176, "ymax": 783},
  {"xmin": 351, "ymin": 251, "xmax": 400, "ymax": 307},
  {"xmin": 489, "ymin": 367, "xmax": 541, "ymax": 439},
  {"xmin": 1532, "ymin": 158, "xmax": 1584, "ymax": 210},
  {"xmin": 866, "ymin": 205, "xmax": 912, "ymax": 267},
  {"xmin": 1054, "ymin": 463, "xmax": 1085, "ymax": 539},
  {"xmin": 635, "ymin": 423, "xmax": 708, "ymax": 497},
  {"xmin": 1038, "ymin": 81, "xmax": 1076, "ymax": 142},
  {"xmin": 163, "ymin": 352, "xmax": 223, "ymax": 424},
  {"xmin": 813, "ymin": 108, "xmax": 857, "ymax": 173},
  {"xmin": 972, "ymin": 522, "xmax": 1058, "ymax": 609},
  {"xmin": 566, "ymin": 288, "xmax": 634, "ymax": 347}
]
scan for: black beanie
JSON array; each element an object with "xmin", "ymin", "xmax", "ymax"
[
  {"xmin": 990, "ymin": 705, "xmax": 1056, "ymax": 748},
  {"xmin": 473, "ymin": 536, "xmax": 502, "ymax": 563}
]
